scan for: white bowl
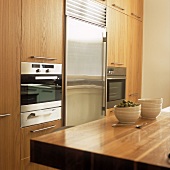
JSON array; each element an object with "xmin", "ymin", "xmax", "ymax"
[
  {"xmin": 141, "ymin": 107, "xmax": 161, "ymax": 112},
  {"xmin": 139, "ymin": 102, "xmax": 162, "ymax": 109},
  {"xmin": 114, "ymin": 105, "xmax": 141, "ymax": 123},
  {"xmin": 141, "ymin": 107, "xmax": 162, "ymax": 119},
  {"xmin": 138, "ymin": 98, "xmax": 163, "ymax": 104}
]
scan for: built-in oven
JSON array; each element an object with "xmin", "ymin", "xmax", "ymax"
[
  {"xmin": 107, "ymin": 67, "xmax": 126, "ymax": 109},
  {"xmin": 21, "ymin": 62, "xmax": 62, "ymax": 127}
]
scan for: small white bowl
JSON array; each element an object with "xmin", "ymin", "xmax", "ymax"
[
  {"xmin": 114, "ymin": 105, "xmax": 141, "ymax": 123},
  {"xmin": 140, "ymin": 102, "xmax": 162, "ymax": 109},
  {"xmin": 141, "ymin": 107, "xmax": 162, "ymax": 119},
  {"xmin": 138, "ymin": 98, "xmax": 163, "ymax": 104}
]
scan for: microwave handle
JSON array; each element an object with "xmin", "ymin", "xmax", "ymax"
[{"xmin": 27, "ymin": 112, "xmax": 52, "ymax": 119}]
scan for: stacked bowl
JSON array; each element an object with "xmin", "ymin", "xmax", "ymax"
[
  {"xmin": 138, "ymin": 98, "xmax": 163, "ymax": 119},
  {"xmin": 114, "ymin": 105, "xmax": 141, "ymax": 123},
  {"xmin": 114, "ymin": 100, "xmax": 141, "ymax": 123}
]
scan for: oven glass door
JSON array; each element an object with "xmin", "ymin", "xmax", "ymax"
[
  {"xmin": 21, "ymin": 75, "xmax": 62, "ymax": 105},
  {"xmin": 107, "ymin": 79, "xmax": 125, "ymax": 102}
]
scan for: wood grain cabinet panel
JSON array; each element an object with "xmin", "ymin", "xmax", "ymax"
[
  {"xmin": 126, "ymin": 17, "xmax": 143, "ymax": 103},
  {"xmin": 21, "ymin": 158, "xmax": 58, "ymax": 170},
  {"xmin": 93, "ymin": 0, "xmax": 106, "ymax": 5},
  {"xmin": 107, "ymin": 0, "xmax": 129, "ymax": 15},
  {"xmin": 21, "ymin": 0, "xmax": 64, "ymax": 64},
  {"xmin": 106, "ymin": 108, "xmax": 114, "ymax": 116},
  {"xmin": 107, "ymin": 7, "xmax": 128, "ymax": 67},
  {"xmin": 0, "ymin": 0, "xmax": 21, "ymax": 169},
  {"xmin": 21, "ymin": 120, "xmax": 62, "ymax": 159},
  {"xmin": 21, "ymin": 120, "xmax": 62, "ymax": 170},
  {"xmin": 129, "ymin": 0, "xmax": 143, "ymax": 21}
]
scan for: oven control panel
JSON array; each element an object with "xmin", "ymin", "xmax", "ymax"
[{"xmin": 21, "ymin": 62, "xmax": 62, "ymax": 74}]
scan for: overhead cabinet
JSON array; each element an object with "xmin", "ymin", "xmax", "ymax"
[
  {"xmin": 0, "ymin": 0, "xmax": 21, "ymax": 169},
  {"xmin": 129, "ymin": 0, "xmax": 143, "ymax": 21},
  {"xmin": 21, "ymin": 0, "xmax": 64, "ymax": 64},
  {"xmin": 126, "ymin": 17, "xmax": 143, "ymax": 103},
  {"xmin": 107, "ymin": 7, "xmax": 128, "ymax": 67},
  {"xmin": 107, "ymin": 0, "xmax": 129, "ymax": 15},
  {"xmin": 94, "ymin": 0, "xmax": 106, "ymax": 5},
  {"xmin": 107, "ymin": 0, "xmax": 143, "ymax": 21}
]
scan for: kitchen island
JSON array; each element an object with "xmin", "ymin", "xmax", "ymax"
[{"xmin": 31, "ymin": 107, "xmax": 170, "ymax": 170}]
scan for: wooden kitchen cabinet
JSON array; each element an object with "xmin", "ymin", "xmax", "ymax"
[
  {"xmin": 129, "ymin": 0, "xmax": 143, "ymax": 21},
  {"xmin": 107, "ymin": 7, "xmax": 128, "ymax": 67},
  {"xmin": 21, "ymin": 0, "xmax": 64, "ymax": 64},
  {"xmin": 21, "ymin": 158, "xmax": 57, "ymax": 170},
  {"xmin": 93, "ymin": 0, "xmax": 106, "ymax": 5},
  {"xmin": 0, "ymin": 0, "xmax": 21, "ymax": 169},
  {"xmin": 20, "ymin": 120, "xmax": 62, "ymax": 170},
  {"xmin": 21, "ymin": 120, "xmax": 62, "ymax": 159},
  {"xmin": 126, "ymin": 17, "xmax": 143, "ymax": 103},
  {"xmin": 107, "ymin": 0, "xmax": 129, "ymax": 15},
  {"xmin": 106, "ymin": 108, "xmax": 114, "ymax": 116}
]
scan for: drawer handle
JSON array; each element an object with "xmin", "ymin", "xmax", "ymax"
[
  {"xmin": 131, "ymin": 13, "xmax": 141, "ymax": 19},
  {"xmin": 0, "ymin": 113, "xmax": 11, "ymax": 117},
  {"xmin": 30, "ymin": 125, "xmax": 56, "ymax": 133},
  {"xmin": 30, "ymin": 56, "xmax": 57, "ymax": 60},
  {"xmin": 111, "ymin": 62, "xmax": 124, "ymax": 65},
  {"xmin": 112, "ymin": 4, "xmax": 125, "ymax": 11},
  {"xmin": 129, "ymin": 93, "xmax": 138, "ymax": 96}
]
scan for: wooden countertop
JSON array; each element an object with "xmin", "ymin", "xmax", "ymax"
[{"xmin": 31, "ymin": 107, "xmax": 170, "ymax": 170}]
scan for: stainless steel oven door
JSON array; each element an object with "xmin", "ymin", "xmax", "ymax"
[
  {"xmin": 21, "ymin": 74, "xmax": 62, "ymax": 112},
  {"xmin": 107, "ymin": 77, "xmax": 126, "ymax": 108}
]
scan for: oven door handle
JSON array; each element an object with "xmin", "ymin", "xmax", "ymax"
[
  {"xmin": 107, "ymin": 77, "xmax": 126, "ymax": 80},
  {"xmin": 35, "ymin": 76, "xmax": 58, "ymax": 80}
]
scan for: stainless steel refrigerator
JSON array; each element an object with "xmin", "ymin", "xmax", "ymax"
[{"xmin": 65, "ymin": 0, "xmax": 107, "ymax": 126}]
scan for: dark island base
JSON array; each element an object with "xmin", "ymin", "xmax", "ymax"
[{"xmin": 31, "ymin": 141, "xmax": 135, "ymax": 170}]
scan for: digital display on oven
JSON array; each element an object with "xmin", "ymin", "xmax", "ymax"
[
  {"xmin": 32, "ymin": 64, "xmax": 40, "ymax": 68},
  {"xmin": 42, "ymin": 64, "xmax": 54, "ymax": 68}
]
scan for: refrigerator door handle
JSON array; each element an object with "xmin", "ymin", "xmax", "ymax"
[{"xmin": 102, "ymin": 31, "xmax": 107, "ymax": 116}]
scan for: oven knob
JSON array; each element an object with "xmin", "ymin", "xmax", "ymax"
[
  {"xmin": 46, "ymin": 69, "xmax": 50, "ymax": 73},
  {"xmin": 36, "ymin": 69, "xmax": 40, "ymax": 73}
]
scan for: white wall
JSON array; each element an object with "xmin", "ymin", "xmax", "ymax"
[{"xmin": 142, "ymin": 0, "xmax": 170, "ymax": 108}]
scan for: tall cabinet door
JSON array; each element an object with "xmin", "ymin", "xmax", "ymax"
[
  {"xmin": 129, "ymin": 0, "xmax": 143, "ymax": 21},
  {"xmin": 21, "ymin": 0, "xmax": 64, "ymax": 64},
  {"xmin": 0, "ymin": 0, "xmax": 21, "ymax": 169},
  {"xmin": 126, "ymin": 17, "xmax": 143, "ymax": 102},
  {"xmin": 107, "ymin": 7, "xmax": 128, "ymax": 67}
]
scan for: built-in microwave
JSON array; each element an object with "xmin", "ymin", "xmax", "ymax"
[
  {"xmin": 107, "ymin": 67, "xmax": 126, "ymax": 109},
  {"xmin": 20, "ymin": 62, "xmax": 62, "ymax": 127}
]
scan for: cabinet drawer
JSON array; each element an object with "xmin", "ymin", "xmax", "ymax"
[{"xmin": 21, "ymin": 120, "xmax": 62, "ymax": 159}]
